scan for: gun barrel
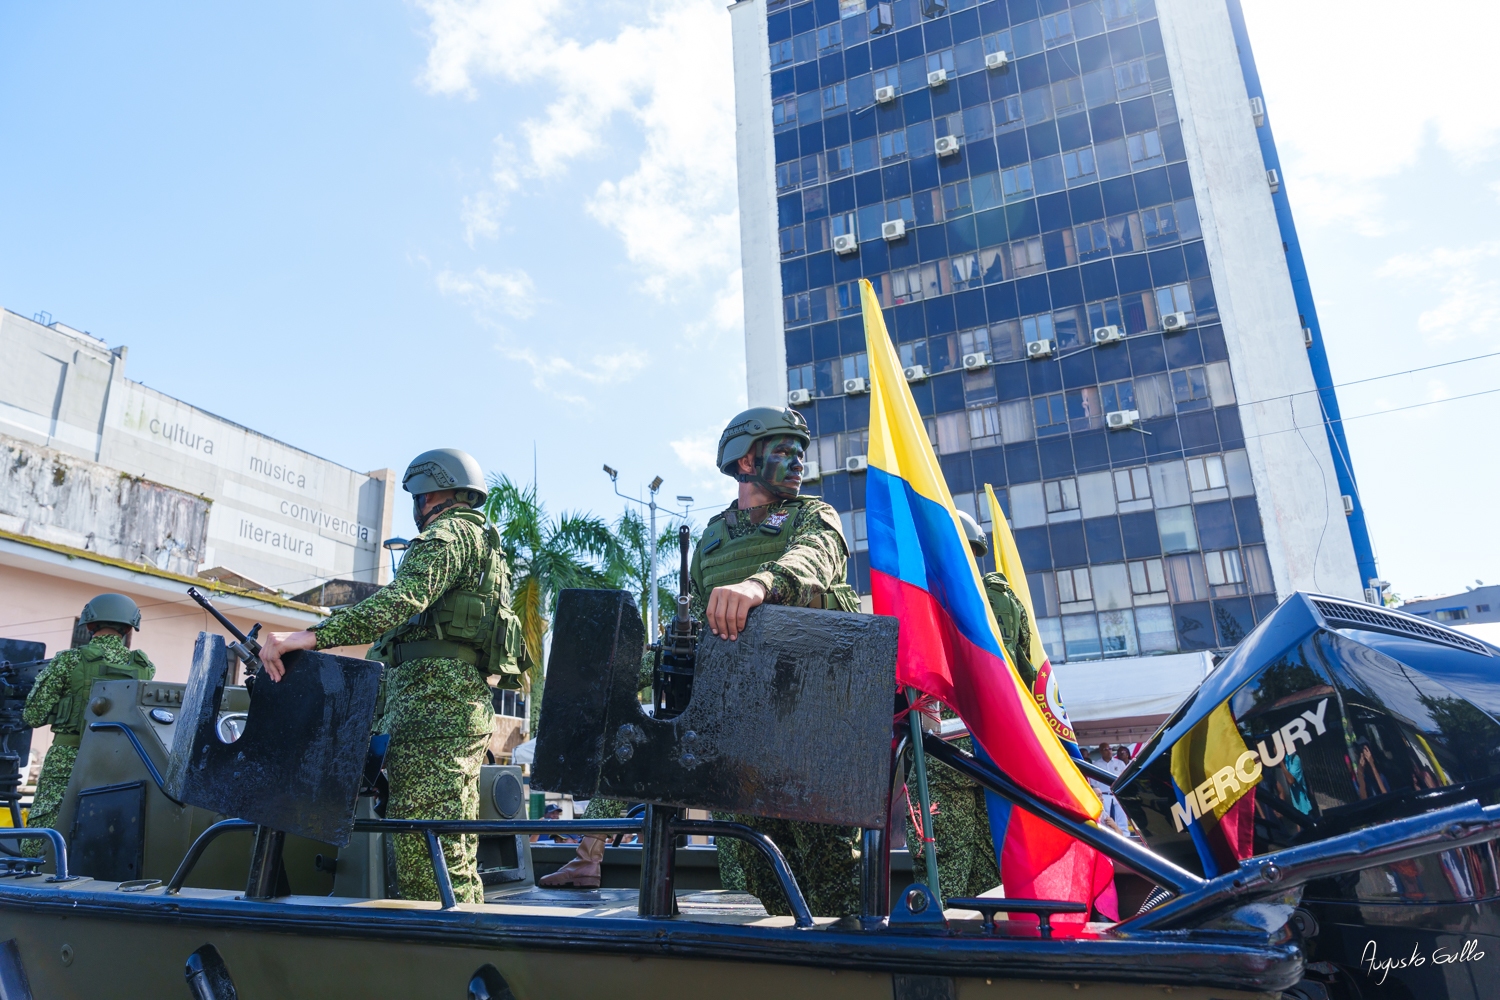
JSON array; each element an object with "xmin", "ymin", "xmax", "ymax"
[
  {"xmin": 187, "ymin": 587, "xmax": 251, "ymax": 643},
  {"xmin": 677, "ymin": 525, "xmax": 691, "ymax": 598}
]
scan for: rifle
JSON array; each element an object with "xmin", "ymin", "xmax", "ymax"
[
  {"xmin": 652, "ymin": 525, "xmax": 699, "ymax": 720},
  {"xmin": 187, "ymin": 587, "xmax": 265, "ymax": 685}
]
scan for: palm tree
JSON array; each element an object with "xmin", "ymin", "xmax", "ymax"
[
  {"xmin": 602, "ymin": 507, "xmax": 691, "ymax": 639},
  {"xmin": 482, "ymin": 475, "xmax": 615, "ymax": 677}
]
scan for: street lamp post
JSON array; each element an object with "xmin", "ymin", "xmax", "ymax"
[{"xmin": 604, "ymin": 466, "xmax": 666, "ymax": 641}]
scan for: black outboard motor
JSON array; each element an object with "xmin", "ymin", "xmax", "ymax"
[{"xmin": 1114, "ymin": 593, "xmax": 1500, "ymax": 999}]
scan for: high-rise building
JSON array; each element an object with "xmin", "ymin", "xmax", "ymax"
[{"xmin": 729, "ymin": 0, "xmax": 1376, "ymax": 712}]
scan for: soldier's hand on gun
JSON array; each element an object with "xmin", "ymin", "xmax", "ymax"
[
  {"xmin": 706, "ymin": 580, "xmax": 767, "ymax": 641},
  {"xmin": 260, "ymin": 630, "xmax": 316, "ymax": 681}
]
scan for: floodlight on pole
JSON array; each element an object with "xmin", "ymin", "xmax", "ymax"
[
  {"xmin": 605, "ymin": 466, "xmax": 668, "ymax": 640},
  {"xmin": 382, "ymin": 537, "xmax": 410, "ymax": 578}
]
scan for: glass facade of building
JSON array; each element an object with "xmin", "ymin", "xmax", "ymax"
[{"xmin": 765, "ymin": 0, "xmax": 1282, "ymax": 661}]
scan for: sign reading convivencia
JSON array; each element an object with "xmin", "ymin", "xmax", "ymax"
[{"xmin": 112, "ymin": 382, "xmax": 382, "ymax": 587}]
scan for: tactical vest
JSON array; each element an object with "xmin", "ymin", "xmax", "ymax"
[
  {"xmin": 370, "ymin": 511, "xmax": 529, "ymax": 688},
  {"xmin": 698, "ymin": 499, "xmax": 861, "ymax": 613},
  {"xmin": 51, "ymin": 645, "xmax": 155, "ymax": 747}
]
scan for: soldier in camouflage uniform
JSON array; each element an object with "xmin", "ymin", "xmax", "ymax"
[
  {"xmin": 261, "ymin": 449, "xmax": 519, "ymax": 905},
  {"xmin": 904, "ymin": 512, "xmax": 1035, "ymax": 900},
  {"xmin": 702, "ymin": 406, "xmax": 863, "ymax": 917},
  {"xmin": 23, "ymin": 594, "xmax": 156, "ymax": 855}
]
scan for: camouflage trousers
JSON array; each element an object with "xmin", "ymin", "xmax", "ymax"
[
  {"xmin": 24, "ymin": 742, "xmax": 78, "ymax": 858},
  {"xmin": 718, "ymin": 815, "xmax": 860, "ymax": 919},
  {"xmin": 582, "ymin": 798, "xmax": 630, "ymax": 820},
  {"xmin": 385, "ymin": 732, "xmax": 490, "ymax": 904},
  {"xmin": 905, "ymin": 753, "xmax": 1000, "ymax": 901}
]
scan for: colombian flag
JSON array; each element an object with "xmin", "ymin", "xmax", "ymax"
[
  {"xmin": 986, "ymin": 485, "xmax": 1118, "ymax": 921},
  {"xmin": 860, "ymin": 278, "xmax": 1101, "ymax": 837}
]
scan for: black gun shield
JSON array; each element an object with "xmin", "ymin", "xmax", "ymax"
[
  {"xmin": 163, "ymin": 632, "xmax": 381, "ymax": 846},
  {"xmin": 533, "ymin": 589, "xmax": 897, "ymax": 828}
]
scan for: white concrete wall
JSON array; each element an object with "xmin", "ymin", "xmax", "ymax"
[
  {"xmin": 730, "ymin": 0, "xmax": 788, "ymax": 409},
  {"xmin": 1156, "ymin": 0, "xmax": 1361, "ymax": 600},
  {"xmin": 0, "ymin": 311, "xmax": 391, "ymax": 592}
]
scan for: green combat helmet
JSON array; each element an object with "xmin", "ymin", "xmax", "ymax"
[
  {"xmin": 402, "ymin": 448, "xmax": 487, "ymax": 528},
  {"xmin": 78, "ymin": 593, "xmax": 142, "ymax": 632},
  {"xmin": 956, "ymin": 510, "xmax": 988, "ymax": 559},
  {"xmin": 715, "ymin": 407, "xmax": 811, "ymax": 475}
]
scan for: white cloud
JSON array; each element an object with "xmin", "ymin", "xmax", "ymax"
[
  {"xmin": 1242, "ymin": 0, "xmax": 1500, "ymax": 233},
  {"xmin": 461, "ymin": 134, "xmax": 523, "ymax": 245},
  {"xmin": 503, "ymin": 345, "xmax": 649, "ymax": 403},
  {"xmin": 416, "ymin": 0, "xmax": 740, "ymax": 296},
  {"xmin": 435, "ymin": 266, "xmax": 538, "ymax": 319},
  {"xmin": 670, "ymin": 428, "xmax": 720, "ymax": 475},
  {"xmin": 1376, "ymin": 241, "xmax": 1500, "ymax": 342}
]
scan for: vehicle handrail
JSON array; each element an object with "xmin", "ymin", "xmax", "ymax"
[
  {"xmin": 88, "ymin": 722, "xmax": 184, "ymax": 806},
  {"xmin": 0, "ymin": 828, "xmax": 76, "ymax": 882}
]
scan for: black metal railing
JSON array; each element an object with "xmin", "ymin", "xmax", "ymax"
[
  {"xmin": 87, "ymin": 722, "xmax": 184, "ymax": 805},
  {"xmin": 0, "ymin": 828, "xmax": 76, "ymax": 882}
]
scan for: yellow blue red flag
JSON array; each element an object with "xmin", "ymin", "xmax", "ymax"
[{"xmin": 860, "ymin": 278, "xmax": 1100, "ymax": 825}]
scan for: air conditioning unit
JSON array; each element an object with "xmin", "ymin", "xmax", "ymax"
[
  {"xmin": 867, "ymin": 2, "xmax": 894, "ymax": 33},
  {"xmin": 845, "ymin": 455, "xmax": 869, "ymax": 473},
  {"xmin": 1341, "ymin": 494, "xmax": 1354, "ymax": 516},
  {"xmin": 1250, "ymin": 96, "xmax": 1265, "ymax": 127},
  {"xmin": 1092, "ymin": 324, "xmax": 1123, "ymax": 345},
  {"xmin": 1266, "ymin": 168, "xmax": 1281, "ymax": 193},
  {"xmin": 802, "ymin": 461, "xmax": 821, "ymax": 483},
  {"xmin": 1364, "ymin": 587, "xmax": 1381, "ymax": 605},
  {"xmin": 903, "ymin": 364, "xmax": 928, "ymax": 382},
  {"xmin": 1162, "ymin": 312, "xmax": 1189, "ymax": 331},
  {"xmin": 833, "ymin": 233, "xmax": 858, "ymax": 255},
  {"xmin": 844, "ymin": 376, "xmax": 868, "ymax": 395},
  {"xmin": 1302, "ymin": 326, "xmax": 1313, "ymax": 348},
  {"xmin": 788, "ymin": 388, "xmax": 812, "ymax": 406},
  {"xmin": 1106, "ymin": 409, "xmax": 1140, "ymax": 430},
  {"xmin": 985, "ymin": 50, "xmax": 1010, "ymax": 71},
  {"xmin": 875, "ymin": 85, "xmax": 897, "ymax": 104},
  {"xmin": 1026, "ymin": 339, "xmax": 1053, "ymax": 359},
  {"xmin": 881, "ymin": 218, "xmax": 906, "ymax": 241},
  {"xmin": 927, "ymin": 68, "xmax": 949, "ymax": 88},
  {"xmin": 935, "ymin": 135, "xmax": 960, "ymax": 157},
  {"xmin": 961, "ymin": 352, "xmax": 989, "ymax": 371}
]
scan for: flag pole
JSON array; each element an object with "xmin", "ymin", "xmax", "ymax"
[{"xmin": 906, "ymin": 686, "xmax": 942, "ymax": 897}]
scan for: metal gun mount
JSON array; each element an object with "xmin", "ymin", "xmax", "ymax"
[
  {"xmin": 652, "ymin": 524, "xmax": 698, "ymax": 720},
  {"xmin": 534, "ymin": 589, "xmax": 897, "ymax": 828},
  {"xmin": 163, "ymin": 632, "xmax": 382, "ymax": 849}
]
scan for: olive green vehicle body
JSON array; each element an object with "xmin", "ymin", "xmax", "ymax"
[{"xmin": 0, "ymin": 674, "xmax": 1309, "ymax": 999}]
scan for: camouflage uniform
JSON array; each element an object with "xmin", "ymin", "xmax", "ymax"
[
  {"xmin": 313, "ymin": 507, "xmax": 500, "ymax": 904},
  {"xmin": 694, "ymin": 496, "xmax": 862, "ymax": 918},
  {"xmin": 906, "ymin": 573, "xmax": 1033, "ymax": 900},
  {"xmin": 23, "ymin": 634, "xmax": 155, "ymax": 854}
]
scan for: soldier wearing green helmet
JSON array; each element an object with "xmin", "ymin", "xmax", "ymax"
[
  {"xmin": 260, "ymin": 448, "xmax": 525, "ymax": 904},
  {"xmin": 904, "ymin": 510, "xmax": 1037, "ymax": 901},
  {"xmin": 23, "ymin": 594, "xmax": 156, "ymax": 851},
  {"xmin": 692, "ymin": 406, "xmax": 863, "ymax": 917}
]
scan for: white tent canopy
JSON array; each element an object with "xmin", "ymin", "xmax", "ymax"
[{"xmin": 1052, "ymin": 650, "xmax": 1215, "ymax": 722}]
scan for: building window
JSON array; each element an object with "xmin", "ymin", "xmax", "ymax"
[
  {"xmin": 1165, "ymin": 553, "xmax": 1210, "ymax": 602},
  {"xmin": 1172, "ymin": 366, "xmax": 1212, "ymax": 412},
  {"xmin": 1115, "ymin": 467, "xmax": 1151, "ymax": 504},
  {"xmin": 1136, "ymin": 605, "xmax": 1177, "ymax": 653},
  {"xmin": 1066, "ymin": 386, "xmax": 1103, "ymax": 432},
  {"xmin": 788, "ymin": 364, "xmax": 814, "ymax": 393},
  {"xmin": 1186, "ymin": 456, "xmax": 1227, "ymax": 492},
  {"xmin": 1435, "ymin": 608, "xmax": 1469, "ymax": 622},
  {"xmin": 1034, "ymin": 393, "xmax": 1068, "ymax": 437},
  {"xmin": 822, "ymin": 82, "xmax": 847, "ymax": 112},
  {"xmin": 1156, "ymin": 283, "xmax": 1194, "ymax": 325},
  {"xmin": 1204, "ymin": 549, "xmax": 1245, "ymax": 596},
  {"xmin": 993, "ymin": 94, "xmax": 1024, "ymax": 133},
  {"xmin": 1114, "ymin": 58, "xmax": 1152, "ymax": 101},
  {"xmin": 1062, "ymin": 613, "xmax": 1102, "ymax": 660},
  {"xmin": 1128, "ymin": 558, "xmax": 1167, "ymax": 596},
  {"xmin": 779, "ymin": 224, "xmax": 805, "ymax": 256},
  {"xmin": 1141, "ymin": 203, "xmax": 1179, "ymax": 245},
  {"xmin": 773, "ymin": 97, "xmax": 797, "ymax": 129},
  {"xmin": 879, "ymin": 130, "xmax": 908, "ymax": 162},
  {"xmin": 1010, "ymin": 236, "xmax": 1047, "ymax": 276},
  {"xmin": 1057, "ymin": 566, "xmax": 1092, "ymax": 603},
  {"xmin": 1158, "ymin": 506, "xmax": 1199, "ymax": 554},
  {"xmin": 1099, "ymin": 379, "xmax": 1136, "ymax": 415},
  {"xmin": 775, "ymin": 161, "xmax": 800, "ymax": 191},
  {"xmin": 948, "ymin": 253, "xmax": 981, "ymax": 291},
  {"xmin": 816, "ymin": 22, "xmax": 842, "ymax": 53},
  {"xmin": 1127, "ymin": 129, "xmax": 1165, "ymax": 169},
  {"xmin": 1478, "ymin": 604, "xmax": 1492, "ymax": 613},
  {"xmin": 1041, "ymin": 11, "xmax": 1074, "ymax": 47},
  {"xmin": 926, "ymin": 49, "xmax": 955, "ymax": 75},
  {"xmin": 967, "ymin": 404, "xmax": 1002, "ymax": 448},
  {"xmin": 1107, "ymin": 213, "xmax": 1142, "ymax": 254},
  {"xmin": 943, "ymin": 179, "xmax": 972, "ymax": 216},
  {"xmin": 1099, "ymin": 609, "xmax": 1139, "ymax": 657},
  {"xmin": 1044, "ymin": 477, "xmax": 1080, "ymax": 515},
  {"xmin": 827, "ymin": 145, "xmax": 853, "ymax": 177},
  {"xmin": 1001, "ymin": 164, "xmax": 1033, "ymax": 201},
  {"xmin": 495, "ymin": 688, "xmax": 528, "ymax": 720},
  {"xmin": 934, "ymin": 412, "xmax": 970, "ymax": 454},
  {"xmin": 770, "ymin": 39, "xmax": 793, "ymax": 67}
]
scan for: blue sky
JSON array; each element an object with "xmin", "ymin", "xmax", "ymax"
[{"xmin": 0, "ymin": 0, "xmax": 1496, "ymax": 600}]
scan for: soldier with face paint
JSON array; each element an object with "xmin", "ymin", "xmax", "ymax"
[{"xmin": 690, "ymin": 406, "xmax": 863, "ymax": 917}]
